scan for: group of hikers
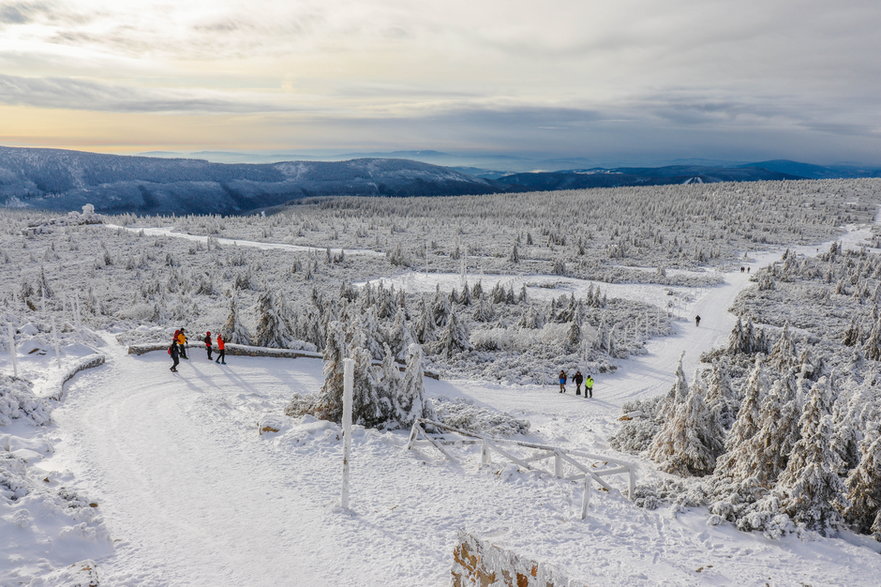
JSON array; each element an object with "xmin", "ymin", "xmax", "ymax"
[
  {"xmin": 558, "ymin": 370, "xmax": 594, "ymax": 398},
  {"xmin": 168, "ymin": 328, "xmax": 226, "ymax": 372}
]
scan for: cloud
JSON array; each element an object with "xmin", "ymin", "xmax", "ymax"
[
  {"xmin": 0, "ymin": 1, "xmax": 51, "ymax": 24},
  {"xmin": 0, "ymin": 73, "xmax": 285, "ymax": 113}
]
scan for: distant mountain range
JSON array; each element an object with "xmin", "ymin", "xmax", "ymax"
[
  {"xmin": 0, "ymin": 146, "xmax": 498, "ymax": 215},
  {"xmin": 1, "ymin": 146, "xmax": 880, "ymax": 216}
]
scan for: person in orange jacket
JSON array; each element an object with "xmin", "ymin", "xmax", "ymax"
[
  {"xmin": 215, "ymin": 333, "xmax": 226, "ymax": 364},
  {"xmin": 176, "ymin": 328, "xmax": 189, "ymax": 359}
]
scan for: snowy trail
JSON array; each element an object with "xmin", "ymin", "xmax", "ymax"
[{"xmin": 104, "ymin": 224, "xmax": 383, "ymax": 257}]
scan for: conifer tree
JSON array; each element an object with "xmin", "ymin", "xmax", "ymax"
[
  {"xmin": 222, "ymin": 295, "xmax": 251, "ymax": 345},
  {"xmin": 843, "ymin": 428, "xmax": 881, "ymax": 537},
  {"xmin": 434, "ymin": 312, "xmax": 472, "ymax": 357},
  {"xmin": 776, "ymin": 377, "xmax": 847, "ymax": 535}
]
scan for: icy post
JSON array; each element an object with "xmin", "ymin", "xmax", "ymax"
[
  {"xmin": 52, "ymin": 317, "xmax": 61, "ymax": 369},
  {"xmin": 341, "ymin": 357, "xmax": 354, "ymax": 509},
  {"xmin": 7, "ymin": 323, "xmax": 17, "ymax": 377}
]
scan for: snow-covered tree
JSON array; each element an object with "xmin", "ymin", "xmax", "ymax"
[
  {"xmin": 434, "ymin": 312, "xmax": 472, "ymax": 358},
  {"xmin": 842, "ymin": 428, "xmax": 881, "ymax": 538},
  {"xmin": 775, "ymin": 377, "xmax": 847, "ymax": 535},
  {"xmin": 648, "ymin": 374, "xmax": 722, "ymax": 476},
  {"xmin": 221, "ymin": 295, "xmax": 251, "ymax": 345}
]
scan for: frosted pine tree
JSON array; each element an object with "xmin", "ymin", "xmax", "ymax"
[
  {"xmin": 473, "ymin": 297, "xmax": 495, "ymax": 322},
  {"xmin": 349, "ymin": 332, "xmax": 388, "ymax": 428},
  {"xmin": 648, "ymin": 374, "xmax": 722, "ymax": 476},
  {"xmin": 713, "ymin": 356, "xmax": 769, "ymax": 480},
  {"xmin": 221, "ymin": 295, "xmax": 251, "ymax": 345},
  {"xmin": 414, "ymin": 299, "xmax": 436, "ymax": 344},
  {"xmin": 775, "ymin": 377, "xmax": 846, "ymax": 535},
  {"xmin": 388, "ymin": 307, "xmax": 416, "ymax": 361},
  {"xmin": 434, "ymin": 312, "xmax": 472, "ymax": 358},
  {"xmin": 656, "ymin": 352, "xmax": 689, "ymax": 422},
  {"xmin": 306, "ymin": 320, "xmax": 348, "ymax": 422},
  {"xmin": 254, "ymin": 290, "xmax": 292, "ymax": 348},
  {"xmin": 842, "ymin": 428, "xmax": 881, "ymax": 537},
  {"xmin": 769, "ymin": 323, "xmax": 796, "ymax": 371},
  {"xmin": 704, "ymin": 359, "xmax": 737, "ymax": 430},
  {"xmin": 396, "ymin": 343, "xmax": 434, "ymax": 426}
]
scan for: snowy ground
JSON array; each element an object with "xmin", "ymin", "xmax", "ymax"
[{"xmin": 6, "ymin": 224, "xmax": 881, "ymax": 585}]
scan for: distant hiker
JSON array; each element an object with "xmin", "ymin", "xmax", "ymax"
[
  {"xmin": 215, "ymin": 333, "xmax": 226, "ymax": 364},
  {"xmin": 204, "ymin": 331, "xmax": 213, "ymax": 360},
  {"xmin": 558, "ymin": 370, "xmax": 567, "ymax": 393},
  {"xmin": 695, "ymin": 315, "xmax": 701, "ymax": 327},
  {"xmin": 585, "ymin": 375, "xmax": 594, "ymax": 398},
  {"xmin": 177, "ymin": 328, "xmax": 189, "ymax": 359},
  {"xmin": 740, "ymin": 266, "xmax": 745, "ymax": 273},
  {"xmin": 169, "ymin": 340, "xmax": 180, "ymax": 372},
  {"xmin": 747, "ymin": 267, "xmax": 750, "ymax": 273},
  {"xmin": 573, "ymin": 370, "xmax": 584, "ymax": 395}
]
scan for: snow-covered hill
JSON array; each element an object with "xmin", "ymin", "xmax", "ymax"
[{"xmin": 0, "ymin": 146, "xmax": 501, "ymax": 215}]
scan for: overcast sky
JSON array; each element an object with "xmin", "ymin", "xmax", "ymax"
[{"xmin": 1, "ymin": 0, "xmax": 879, "ymax": 165}]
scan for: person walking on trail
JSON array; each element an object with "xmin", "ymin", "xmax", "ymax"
[
  {"xmin": 695, "ymin": 315, "xmax": 701, "ymax": 327},
  {"xmin": 585, "ymin": 375, "xmax": 594, "ymax": 398},
  {"xmin": 558, "ymin": 370, "xmax": 567, "ymax": 393},
  {"xmin": 177, "ymin": 328, "xmax": 189, "ymax": 359},
  {"xmin": 215, "ymin": 333, "xmax": 226, "ymax": 364},
  {"xmin": 204, "ymin": 331, "xmax": 213, "ymax": 360},
  {"xmin": 573, "ymin": 370, "xmax": 584, "ymax": 396},
  {"xmin": 169, "ymin": 340, "xmax": 180, "ymax": 372}
]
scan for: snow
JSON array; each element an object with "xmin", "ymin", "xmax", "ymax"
[{"xmin": 4, "ymin": 209, "xmax": 881, "ymax": 584}]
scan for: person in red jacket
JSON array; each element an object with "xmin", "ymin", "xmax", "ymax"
[
  {"xmin": 204, "ymin": 331, "xmax": 213, "ymax": 360},
  {"xmin": 215, "ymin": 333, "xmax": 226, "ymax": 364}
]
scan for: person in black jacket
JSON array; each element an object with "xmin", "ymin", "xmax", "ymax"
[
  {"xmin": 573, "ymin": 370, "xmax": 584, "ymax": 395},
  {"xmin": 169, "ymin": 341, "xmax": 180, "ymax": 372}
]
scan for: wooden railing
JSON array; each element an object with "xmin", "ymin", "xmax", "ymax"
[{"xmin": 407, "ymin": 418, "xmax": 635, "ymax": 519}]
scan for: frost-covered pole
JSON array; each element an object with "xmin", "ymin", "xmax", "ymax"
[
  {"xmin": 580, "ymin": 477, "xmax": 592, "ymax": 520},
  {"xmin": 52, "ymin": 318, "xmax": 61, "ymax": 369},
  {"xmin": 341, "ymin": 357, "xmax": 354, "ymax": 509},
  {"xmin": 7, "ymin": 323, "xmax": 17, "ymax": 378}
]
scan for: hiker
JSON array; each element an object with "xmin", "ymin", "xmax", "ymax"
[
  {"xmin": 215, "ymin": 333, "xmax": 226, "ymax": 364},
  {"xmin": 585, "ymin": 375, "xmax": 594, "ymax": 398},
  {"xmin": 204, "ymin": 331, "xmax": 213, "ymax": 360},
  {"xmin": 573, "ymin": 370, "xmax": 584, "ymax": 395},
  {"xmin": 740, "ymin": 266, "xmax": 745, "ymax": 273},
  {"xmin": 558, "ymin": 370, "xmax": 567, "ymax": 393},
  {"xmin": 695, "ymin": 315, "xmax": 701, "ymax": 327},
  {"xmin": 177, "ymin": 328, "xmax": 189, "ymax": 359},
  {"xmin": 169, "ymin": 340, "xmax": 180, "ymax": 372}
]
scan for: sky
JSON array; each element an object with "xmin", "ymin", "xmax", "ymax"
[{"xmin": 0, "ymin": 0, "xmax": 880, "ymax": 166}]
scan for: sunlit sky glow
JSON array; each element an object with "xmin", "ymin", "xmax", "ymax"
[{"xmin": 1, "ymin": 0, "xmax": 880, "ymax": 165}]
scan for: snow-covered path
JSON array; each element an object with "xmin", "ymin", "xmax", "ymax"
[
  {"xmin": 43, "ymin": 223, "xmax": 881, "ymax": 585},
  {"xmin": 104, "ymin": 224, "xmax": 383, "ymax": 257}
]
